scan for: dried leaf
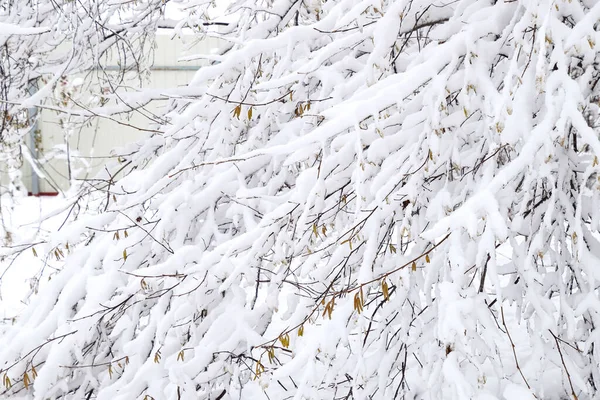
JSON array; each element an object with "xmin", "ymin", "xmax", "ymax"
[
  {"xmin": 446, "ymin": 344, "xmax": 453, "ymax": 356},
  {"xmin": 425, "ymin": 254, "xmax": 430, "ymax": 263},
  {"xmin": 389, "ymin": 244, "xmax": 396, "ymax": 253},
  {"xmin": 412, "ymin": 261, "xmax": 417, "ymax": 272},
  {"xmin": 254, "ymin": 361, "xmax": 265, "ymax": 379},
  {"xmin": 23, "ymin": 372, "xmax": 30, "ymax": 389},
  {"xmin": 177, "ymin": 350, "xmax": 185, "ymax": 362},
  {"xmin": 32, "ymin": 247, "xmax": 37, "ymax": 257},
  {"xmin": 247, "ymin": 107, "xmax": 253, "ymax": 120},
  {"xmin": 298, "ymin": 325, "xmax": 304, "ymax": 337},
  {"xmin": 233, "ymin": 104, "xmax": 242, "ymax": 119},
  {"xmin": 322, "ymin": 298, "xmax": 335, "ymax": 319},
  {"xmin": 267, "ymin": 347, "xmax": 275, "ymax": 363},
  {"xmin": 123, "ymin": 249, "xmax": 128, "ymax": 261},
  {"xmin": 279, "ymin": 333, "xmax": 290, "ymax": 348},
  {"xmin": 382, "ymin": 279, "xmax": 390, "ymax": 301},
  {"xmin": 353, "ymin": 292, "xmax": 363, "ymax": 314}
]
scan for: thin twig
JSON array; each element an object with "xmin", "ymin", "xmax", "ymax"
[
  {"xmin": 549, "ymin": 330, "xmax": 578, "ymax": 400},
  {"xmin": 500, "ymin": 306, "xmax": 536, "ymax": 397}
]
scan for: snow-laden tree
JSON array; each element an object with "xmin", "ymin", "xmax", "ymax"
[
  {"xmin": 3, "ymin": 0, "xmax": 600, "ymax": 398},
  {"xmin": 0, "ymin": 0, "xmax": 168, "ymax": 243}
]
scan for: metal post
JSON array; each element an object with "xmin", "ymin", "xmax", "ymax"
[{"xmin": 27, "ymin": 82, "xmax": 40, "ymax": 196}]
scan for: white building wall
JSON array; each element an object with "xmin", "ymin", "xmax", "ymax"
[{"xmin": 19, "ymin": 34, "xmax": 221, "ymax": 194}]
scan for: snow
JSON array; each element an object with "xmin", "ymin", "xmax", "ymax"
[
  {"xmin": 0, "ymin": 23, "xmax": 50, "ymax": 36},
  {"xmin": 0, "ymin": 196, "xmax": 64, "ymax": 320},
  {"xmin": 2, "ymin": 0, "xmax": 600, "ymax": 399},
  {"xmin": 503, "ymin": 383, "xmax": 536, "ymax": 400}
]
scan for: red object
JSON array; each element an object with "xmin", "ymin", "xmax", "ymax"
[{"xmin": 28, "ymin": 192, "xmax": 59, "ymax": 197}]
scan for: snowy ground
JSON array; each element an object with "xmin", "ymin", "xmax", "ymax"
[{"xmin": 0, "ymin": 195, "xmax": 66, "ymax": 320}]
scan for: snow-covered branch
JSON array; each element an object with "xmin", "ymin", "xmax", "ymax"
[{"xmin": 3, "ymin": 0, "xmax": 600, "ymax": 399}]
